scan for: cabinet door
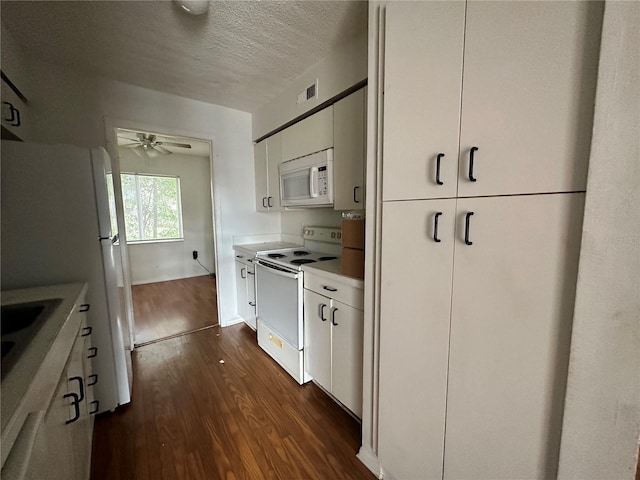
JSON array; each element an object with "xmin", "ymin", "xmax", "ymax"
[
  {"xmin": 303, "ymin": 289, "xmax": 331, "ymax": 391},
  {"xmin": 254, "ymin": 140, "xmax": 269, "ymax": 211},
  {"xmin": 281, "ymin": 106, "xmax": 333, "ymax": 162},
  {"xmin": 444, "ymin": 193, "xmax": 585, "ymax": 479},
  {"xmin": 458, "ymin": 2, "xmax": 603, "ymax": 197},
  {"xmin": 334, "ymin": 87, "xmax": 366, "ymax": 210},
  {"xmin": 1, "ymin": 79, "xmax": 30, "ymax": 141},
  {"xmin": 24, "ymin": 371, "xmax": 75, "ymax": 480},
  {"xmin": 382, "ymin": 1, "xmax": 465, "ymax": 201},
  {"xmin": 330, "ymin": 300, "xmax": 363, "ymax": 418},
  {"xmin": 378, "ymin": 199, "xmax": 456, "ymax": 480},
  {"xmin": 266, "ymin": 132, "xmax": 283, "ymax": 211},
  {"xmin": 245, "ymin": 263, "xmax": 257, "ymax": 330},
  {"xmin": 67, "ymin": 332, "xmax": 91, "ymax": 480},
  {"xmin": 235, "ymin": 261, "xmax": 249, "ymax": 322}
]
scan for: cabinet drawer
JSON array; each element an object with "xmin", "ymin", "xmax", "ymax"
[{"xmin": 304, "ymin": 273, "xmax": 363, "ymax": 310}]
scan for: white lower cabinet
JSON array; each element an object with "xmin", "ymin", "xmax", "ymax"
[
  {"xmin": 304, "ymin": 290, "xmax": 332, "ymax": 390},
  {"xmin": 328, "ymin": 299, "xmax": 363, "ymax": 417},
  {"xmin": 378, "ymin": 193, "xmax": 585, "ymax": 479},
  {"xmin": 235, "ymin": 254, "xmax": 256, "ymax": 330},
  {"xmin": 14, "ymin": 299, "xmax": 94, "ymax": 480},
  {"xmin": 303, "ymin": 270, "xmax": 364, "ymax": 417}
]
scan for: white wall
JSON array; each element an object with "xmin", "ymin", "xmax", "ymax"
[
  {"xmin": 0, "ymin": 47, "xmax": 280, "ymax": 325},
  {"xmin": 252, "ymin": 33, "xmax": 367, "ymax": 140},
  {"xmin": 118, "ymin": 149, "xmax": 216, "ymax": 285},
  {"xmin": 280, "ymin": 208, "xmax": 343, "ymax": 238},
  {"xmin": 557, "ymin": 2, "xmax": 640, "ymax": 478}
]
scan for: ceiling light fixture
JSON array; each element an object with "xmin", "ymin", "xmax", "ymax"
[{"xmin": 175, "ymin": 0, "xmax": 210, "ymax": 15}]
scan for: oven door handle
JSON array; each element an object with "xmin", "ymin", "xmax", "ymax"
[{"xmin": 256, "ymin": 260, "xmax": 299, "ymax": 279}]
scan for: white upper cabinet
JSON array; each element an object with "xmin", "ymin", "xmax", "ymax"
[
  {"xmin": 254, "ymin": 132, "xmax": 283, "ymax": 212},
  {"xmin": 382, "ymin": 1, "xmax": 602, "ymax": 200},
  {"xmin": 334, "ymin": 87, "xmax": 366, "ymax": 210},
  {"xmin": 457, "ymin": 1, "xmax": 603, "ymax": 197},
  {"xmin": 266, "ymin": 133, "xmax": 282, "ymax": 211},
  {"xmin": 382, "ymin": 1, "xmax": 465, "ymax": 201},
  {"xmin": 254, "ymin": 140, "xmax": 269, "ymax": 211},
  {"xmin": 281, "ymin": 106, "xmax": 333, "ymax": 162}
]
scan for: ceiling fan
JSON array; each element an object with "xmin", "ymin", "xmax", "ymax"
[{"xmin": 119, "ymin": 133, "xmax": 192, "ymax": 158}]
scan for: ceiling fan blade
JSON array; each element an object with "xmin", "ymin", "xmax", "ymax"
[
  {"xmin": 132, "ymin": 146, "xmax": 145, "ymax": 158},
  {"xmin": 146, "ymin": 148, "xmax": 160, "ymax": 158},
  {"xmin": 119, "ymin": 137, "xmax": 140, "ymax": 143},
  {"xmin": 155, "ymin": 145, "xmax": 172, "ymax": 155},
  {"xmin": 148, "ymin": 134, "xmax": 156, "ymax": 143},
  {"xmin": 158, "ymin": 141, "xmax": 192, "ymax": 149},
  {"xmin": 120, "ymin": 143, "xmax": 141, "ymax": 148}
]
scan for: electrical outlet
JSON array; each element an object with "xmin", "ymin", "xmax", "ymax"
[{"xmin": 192, "ymin": 250, "xmax": 198, "ymax": 260}]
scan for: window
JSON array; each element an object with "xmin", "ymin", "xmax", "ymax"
[{"xmin": 107, "ymin": 173, "xmax": 184, "ymax": 243}]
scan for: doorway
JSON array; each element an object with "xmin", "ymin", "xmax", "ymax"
[{"xmin": 108, "ymin": 126, "xmax": 220, "ymax": 346}]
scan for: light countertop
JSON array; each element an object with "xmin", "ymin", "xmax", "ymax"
[
  {"xmin": 302, "ymin": 259, "xmax": 364, "ymax": 289},
  {"xmin": 233, "ymin": 241, "xmax": 302, "ymax": 256},
  {"xmin": 1, "ymin": 283, "xmax": 87, "ymax": 454}
]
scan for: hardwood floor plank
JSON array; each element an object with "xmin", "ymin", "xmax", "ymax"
[
  {"xmin": 132, "ymin": 275, "xmax": 218, "ymax": 345},
  {"xmin": 91, "ymin": 323, "xmax": 375, "ymax": 480}
]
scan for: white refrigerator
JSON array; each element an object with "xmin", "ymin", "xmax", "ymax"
[{"xmin": 1, "ymin": 140, "xmax": 132, "ymax": 413}]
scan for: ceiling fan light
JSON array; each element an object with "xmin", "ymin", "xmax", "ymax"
[{"xmin": 176, "ymin": 0, "xmax": 209, "ymax": 15}]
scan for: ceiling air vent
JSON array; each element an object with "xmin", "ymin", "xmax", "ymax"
[{"xmin": 297, "ymin": 80, "xmax": 318, "ymax": 104}]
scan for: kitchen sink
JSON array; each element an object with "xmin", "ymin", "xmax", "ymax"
[{"xmin": 1, "ymin": 298, "xmax": 62, "ymax": 380}]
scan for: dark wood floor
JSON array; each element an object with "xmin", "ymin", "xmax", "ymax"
[
  {"xmin": 90, "ymin": 324, "xmax": 375, "ymax": 480},
  {"xmin": 132, "ymin": 276, "xmax": 218, "ymax": 345}
]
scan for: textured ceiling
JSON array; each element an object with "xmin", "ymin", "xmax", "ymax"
[{"xmin": 1, "ymin": 0, "xmax": 367, "ymax": 112}]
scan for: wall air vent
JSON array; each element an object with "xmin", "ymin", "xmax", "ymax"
[{"xmin": 297, "ymin": 80, "xmax": 318, "ymax": 104}]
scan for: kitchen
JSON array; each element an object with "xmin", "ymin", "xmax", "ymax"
[{"xmin": 1, "ymin": 1, "xmax": 638, "ymax": 480}]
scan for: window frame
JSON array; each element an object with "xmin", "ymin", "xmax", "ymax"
[{"xmin": 112, "ymin": 171, "xmax": 185, "ymax": 244}]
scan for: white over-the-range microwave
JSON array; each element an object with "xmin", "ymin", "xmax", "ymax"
[{"xmin": 279, "ymin": 148, "xmax": 333, "ymax": 208}]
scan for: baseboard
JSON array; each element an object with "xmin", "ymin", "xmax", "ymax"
[
  {"xmin": 222, "ymin": 316, "xmax": 245, "ymax": 328},
  {"xmin": 131, "ymin": 273, "xmax": 213, "ymax": 286},
  {"xmin": 357, "ymin": 446, "xmax": 382, "ymax": 478}
]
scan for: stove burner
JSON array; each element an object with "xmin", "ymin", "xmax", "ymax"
[
  {"xmin": 293, "ymin": 250, "xmax": 310, "ymax": 256},
  {"xmin": 318, "ymin": 256, "xmax": 338, "ymax": 261},
  {"xmin": 268, "ymin": 253, "xmax": 286, "ymax": 259},
  {"xmin": 291, "ymin": 259, "xmax": 316, "ymax": 265}
]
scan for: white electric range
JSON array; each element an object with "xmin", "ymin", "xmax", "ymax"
[{"xmin": 254, "ymin": 227, "xmax": 342, "ymax": 384}]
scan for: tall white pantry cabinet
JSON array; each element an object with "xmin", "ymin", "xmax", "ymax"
[{"xmin": 374, "ymin": 2, "xmax": 603, "ymax": 480}]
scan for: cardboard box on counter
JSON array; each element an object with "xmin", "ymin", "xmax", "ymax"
[
  {"xmin": 341, "ymin": 247, "xmax": 365, "ymax": 279},
  {"xmin": 341, "ymin": 218, "xmax": 365, "ymax": 250}
]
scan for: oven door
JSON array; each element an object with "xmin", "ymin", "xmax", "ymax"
[{"xmin": 255, "ymin": 260, "xmax": 303, "ymax": 349}]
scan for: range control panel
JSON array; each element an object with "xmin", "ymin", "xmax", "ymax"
[{"xmin": 303, "ymin": 226, "xmax": 342, "ymax": 244}]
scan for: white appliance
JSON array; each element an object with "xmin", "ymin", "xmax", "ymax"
[
  {"xmin": 279, "ymin": 148, "xmax": 334, "ymax": 208},
  {"xmin": 255, "ymin": 227, "xmax": 341, "ymax": 384},
  {"xmin": 1, "ymin": 140, "xmax": 132, "ymax": 414},
  {"xmin": 233, "ymin": 241, "xmax": 302, "ymax": 330}
]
